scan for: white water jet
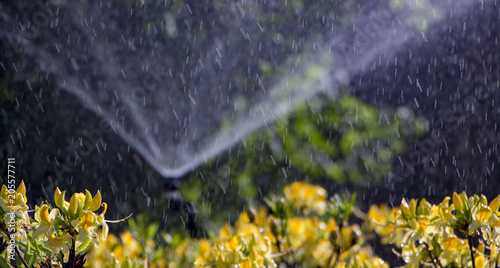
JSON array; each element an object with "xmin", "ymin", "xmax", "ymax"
[{"xmin": 0, "ymin": 0, "xmax": 475, "ymax": 178}]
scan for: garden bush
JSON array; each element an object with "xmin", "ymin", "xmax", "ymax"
[{"xmin": 2, "ymin": 181, "xmax": 500, "ymax": 267}]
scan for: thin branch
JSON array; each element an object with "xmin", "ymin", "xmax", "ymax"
[
  {"xmin": 423, "ymin": 242, "xmax": 443, "ymax": 268},
  {"xmin": 70, "ymin": 235, "xmax": 77, "ymax": 268},
  {"xmin": 105, "ymin": 213, "xmax": 133, "ymax": 223},
  {"xmin": 14, "ymin": 245, "xmax": 30, "ymax": 268},
  {"xmin": 468, "ymin": 235, "xmax": 476, "ymax": 268}
]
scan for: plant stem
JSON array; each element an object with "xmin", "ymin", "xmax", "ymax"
[
  {"xmin": 14, "ymin": 245, "xmax": 30, "ymax": 268},
  {"xmin": 70, "ymin": 235, "xmax": 76, "ymax": 268},
  {"xmin": 468, "ymin": 235, "xmax": 476, "ymax": 268},
  {"xmin": 423, "ymin": 242, "xmax": 442, "ymax": 268}
]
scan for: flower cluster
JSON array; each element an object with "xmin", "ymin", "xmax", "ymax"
[
  {"xmin": 0, "ymin": 181, "xmax": 114, "ymax": 267},
  {"xmin": 0, "ymin": 181, "xmax": 29, "ymax": 226},
  {"xmin": 0, "ymin": 181, "xmax": 30, "ymax": 260},
  {"xmin": 88, "ymin": 230, "xmax": 149, "ymax": 267},
  {"xmin": 284, "ymin": 181, "xmax": 328, "ymax": 215},
  {"xmin": 86, "ymin": 181, "xmax": 387, "ymax": 268},
  {"xmin": 6, "ymin": 180, "xmax": 498, "ymax": 268},
  {"xmin": 32, "ymin": 188, "xmax": 109, "ymax": 259},
  {"xmin": 192, "ymin": 182, "xmax": 387, "ymax": 268},
  {"xmin": 370, "ymin": 192, "xmax": 500, "ymax": 267}
]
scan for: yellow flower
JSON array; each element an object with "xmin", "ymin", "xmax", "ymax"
[
  {"xmin": 33, "ymin": 204, "xmax": 59, "ymax": 238},
  {"xmin": 401, "ymin": 243, "xmax": 421, "ymax": 268},
  {"xmin": 311, "ymin": 240, "xmax": 333, "ymax": 267},
  {"xmin": 195, "ymin": 239, "xmax": 213, "ymax": 266},
  {"xmin": 284, "ymin": 182, "xmax": 327, "ymax": 215},
  {"xmin": 87, "ymin": 233, "xmax": 120, "ymax": 266},
  {"xmin": 437, "ymin": 196, "xmax": 453, "ymax": 223},
  {"xmin": 55, "ymin": 188, "xmax": 103, "ymax": 219},
  {"xmin": 74, "ymin": 190, "xmax": 102, "ymax": 212},
  {"xmin": 0, "ymin": 181, "xmax": 28, "ymax": 215},
  {"xmin": 119, "ymin": 231, "xmax": 142, "ymax": 260},
  {"xmin": 441, "ymin": 234, "xmax": 468, "ymax": 266},
  {"xmin": 57, "ymin": 188, "xmax": 108, "ymax": 243},
  {"xmin": 79, "ymin": 211, "xmax": 97, "ymax": 232},
  {"xmin": 368, "ymin": 204, "xmax": 400, "ymax": 244},
  {"xmin": 352, "ymin": 248, "xmax": 389, "ymax": 268},
  {"xmin": 287, "ymin": 217, "xmax": 322, "ymax": 249},
  {"xmin": 46, "ymin": 231, "xmax": 71, "ymax": 258},
  {"xmin": 254, "ymin": 206, "xmax": 270, "ymax": 228},
  {"xmin": 0, "ymin": 181, "xmax": 30, "ymax": 236},
  {"xmin": 54, "ymin": 187, "xmax": 70, "ymax": 215},
  {"xmin": 475, "ymin": 204, "xmax": 492, "ymax": 223},
  {"xmin": 226, "ymin": 236, "xmax": 240, "ymax": 252},
  {"xmin": 97, "ymin": 202, "xmax": 109, "ymax": 241},
  {"xmin": 0, "ymin": 181, "xmax": 26, "ymax": 206},
  {"xmin": 213, "ymin": 216, "xmax": 276, "ymax": 267},
  {"xmin": 72, "ymin": 211, "xmax": 99, "ymax": 246},
  {"xmin": 89, "ymin": 190, "xmax": 102, "ymax": 211}
]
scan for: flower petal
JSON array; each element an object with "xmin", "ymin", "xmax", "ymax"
[{"xmin": 89, "ymin": 190, "xmax": 102, "ymax": 211}]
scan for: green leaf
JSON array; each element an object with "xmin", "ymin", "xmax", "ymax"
[
  {"xmin": 172, "ymin": 234, "xmax": 186, "ymax": 248},
  {"xmin": 128, "ymin": 218, "xmax": 138, "ymax": 233},
  {"xmin": 26, "ymin": 252, "xmax": 36, "ymax": 267},
  {"xmin": 25, "ymin": 239, "xmax": 36, "ymax": 266},
  {"xmin": 76, "ymin": 237, "xmax": 92, "ymax": 254},
  {"xmin": 33, "ymin": 240, "xmax": 52, "ymax": 255},
  {"xmin": 14, "ymin": 252, "xmax": 22, "ymax": 268},
  {"xmin": 0, "ymin": 256, "xmax": 10, "ymax": 268},
  {"xmin": 146, "ymin": 224, "xmax": 158, "ymax": 241}
]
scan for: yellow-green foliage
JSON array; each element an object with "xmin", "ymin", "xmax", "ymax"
[
  {"xmin": 84, "ymin": 185, "xmax": 500, "ymax": 268},
  {"xmin": 370, "ymin": 192, "xmax": 500, "ymax": 267},
  {"xmin": 88, "ymin": 181, "xmax": 387, "ymax": 268},
  {"xmin": 2, "ymin": 181, "xmax": 500, "ymax": 267},
  {"xmin": 0, "ymin": 181, "xmax": 111, "ymax": 267}
]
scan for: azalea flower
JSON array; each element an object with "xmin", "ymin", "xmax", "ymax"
[
  {"xmin": 45, "ymin": 230, "xmax": 72, "ymax": 258},
  {"xmin": 96, "ymin": 202, "xmax": 109, "ymax": 242},
  {"xmin": 0, "ymin": 181, "xmax": 27, "ymax": 213},
  {"xmin": 72, "ymin": 210, "xmax": 99, "ymax": 246},
  {"xmin": 33, "ymin": 204, "xmax": 60, "ymax": 238},
  {"xmin": 0, "ymin": 181, "xmax": 30, "ymax": 238},
  {"xmin": 284, "ymin": 182, "xmax": 327, "ymax": 215}
]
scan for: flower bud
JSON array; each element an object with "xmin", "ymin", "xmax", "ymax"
[
  {"xmin": 17, "ymin": 181, "xmax": 26, "ymax": 198},
  {"xmin": 490, "ymin": 196, "xmax": 500, "ymax": 213},
  {"xmin": 83, "ymin": 190, "xmax": 93, "ymax": 210},
  {"xmin": 401, "ymin": 198, "xmax": 410, "ymax": 218},
  {"xmin": 453, "ymin": 192, "xmax": 463, "ymax": 213},
  {"xmin": 69, "ymin": 193, "xmax": 84, "ymax": 219},
  {"xmin": 54, "ymin": 187, "xmax": 69, "ymax": 214},
  {"xmin": 89, "ymin": 190, "xmax": 102, "ymax": 211}
]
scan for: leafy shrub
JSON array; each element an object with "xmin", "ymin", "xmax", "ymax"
[
  {"xmin": 2, "ymin": 181, "xmax": 499, "ymax": 267},
  {"xmin": 0, "ymin": 181, "xmax": 123, "ymax": 267}
]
